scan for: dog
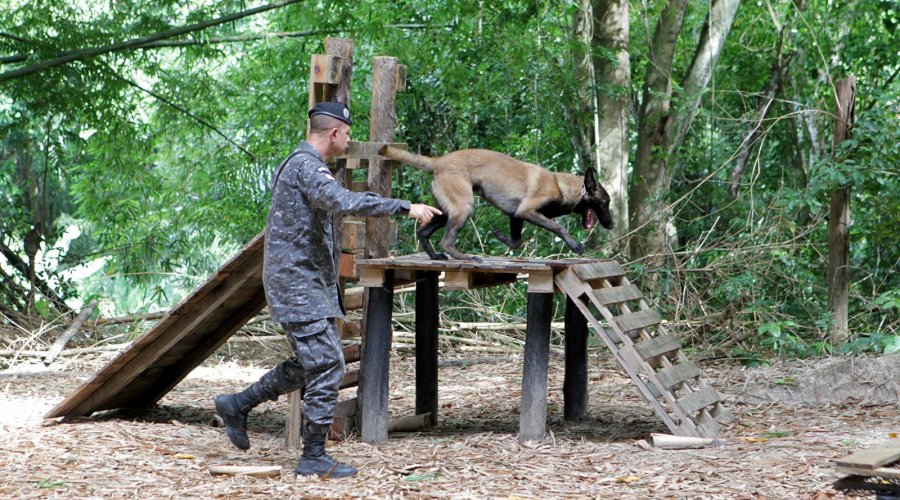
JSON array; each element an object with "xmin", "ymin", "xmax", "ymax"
[{"xmin": 378, "ymin": 145, "xmax": 614, "ymax": 260}]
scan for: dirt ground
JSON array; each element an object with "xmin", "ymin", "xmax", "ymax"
[{"xmin": 1, "ymin": 341, "xmax": 898, "ymax": 499}]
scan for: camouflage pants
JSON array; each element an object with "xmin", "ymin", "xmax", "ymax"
[{"xmin": 259, "ymin": 319, "xmax": 345, "ymax": 429}]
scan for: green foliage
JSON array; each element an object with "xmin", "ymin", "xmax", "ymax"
[{"xmin": 0, "ymin": 0, "xmax": 896, "ymax": 361}]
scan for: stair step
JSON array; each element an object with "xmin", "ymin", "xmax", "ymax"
[
  {"xmin": 593, "ymin": 284, "xmax": 643, "ymax": 305},
  {"xmin": 677, "ymin": 386, "xmax": 721, "ymax": 414},
  {"xmin": 656, "ymin": 361, "xmax": 702, "ymax": 390},
  {"xmin": 573, "ymin": 261, "xmax": 625, "ymax": 282},
  {"xmin": 615, "ymin": 309, "xmax": 661, "ymax": 334},
  {"xmin": 634, "ymin": 334, "xmax": 681, "ymax": 360}
]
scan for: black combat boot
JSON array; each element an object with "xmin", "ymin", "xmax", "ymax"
[
  {"xmin": 295, "ymin": 423, "xmax": 357, "ymax": 478},
  {"xmin": 214, "ymin": 388, "xmax": 263, "ymax": 450},
  {"xmin": 215, "ymin": 360, "xmax": 305, "ymax": 450}
]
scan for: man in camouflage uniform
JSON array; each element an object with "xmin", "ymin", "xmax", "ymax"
[{"xmin": 214, "ymin": 102, "xmax": 440, "ymax": 478}]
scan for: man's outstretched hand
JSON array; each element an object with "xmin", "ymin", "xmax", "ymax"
[{"xmin": 408, "ymin": 204, "xmax": 442, "ymax": 225}]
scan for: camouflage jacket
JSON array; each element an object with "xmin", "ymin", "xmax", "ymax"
[{"xmin": 263, "ymin": 142, "xmax": 410, "ymax": 323}]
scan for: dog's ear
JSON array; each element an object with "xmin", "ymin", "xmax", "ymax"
[{"xmin": 583, "ymin": 167, "xmax": 598, "ymax": 193}]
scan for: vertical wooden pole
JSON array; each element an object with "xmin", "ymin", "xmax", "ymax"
[
  {"xmin": 366, "ymin": 56, "xmax": 401, "ymax": 259},
  {"xmin": 360, "ymin": 270, "xmax": 395, "ymax": 444},
  {"xmin": 563, "ymin": 296, "xmax": 589, "ymax": 421},
  {"xmin": 358, "ymin": 56, "xmax": 404, "ymax": 438},
  {"xmin": 827, "ymin": 76, "xmax": 855, "ymax": 345},
  {"xmin": 518, "ymin": 292, "xmax": 553, "ymax": 443},
  {"xmin": 416, "ymin": 271, "xmax": 440, "ymax": 425}
]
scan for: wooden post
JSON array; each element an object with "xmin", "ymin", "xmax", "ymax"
[
  {"xmin": 416, "ymin": 271, "xmax": 440, "ymax": 426},
  {"xmin": 365, "ymin": 56, "xmax": 401, "ymax": 259},
  {"xmin": 827, "ymin": 76, "xmax": 855, "ymax": 345},
  {"xmin": 360, "ymin": 269, "xmax": 394, "ymax": 444},
  {"xmin": 518, "ymin": 292, "xmax": 553, "ymax": 443},
  {"xmin": 563, "ymin": 296, "xmax": 589, "ymax": 421}
]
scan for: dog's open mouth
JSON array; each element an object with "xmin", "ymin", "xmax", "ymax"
[{"xmin": 583, "ymin": 210, "xmax": 594, "ymax": 230}]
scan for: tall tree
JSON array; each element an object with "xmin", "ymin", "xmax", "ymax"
[
  {"xmin": 593, "ymin": 0, "xmax": 631, "ymax": 243},
  {"xmin": 628, "ymin": 0, "xmax": 741, "ymax": 263}
]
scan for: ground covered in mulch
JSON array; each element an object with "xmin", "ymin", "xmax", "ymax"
[{"xmin": 1, "ymin": 340, "xmax": 897, "ymax": 499}]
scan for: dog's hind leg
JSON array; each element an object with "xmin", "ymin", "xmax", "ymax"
[
  {"xmin": 417, "ymin": 213, "xmax": 449, "ymax": 260},
  {"xmin": 492, "ymin": 216, "xmax": 524, "ymax": 250},
  {"xmin": 432, "ymin": 175, "xmax": 480, "ymax": 260}
]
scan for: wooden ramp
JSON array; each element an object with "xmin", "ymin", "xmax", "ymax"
[
  {"xmin": 555, "ymin": 260, "xmax": 733, "ymax": 438},
  {"xmin": 46, "ymin": 233, "xmax": 267, "ymax": 419}
]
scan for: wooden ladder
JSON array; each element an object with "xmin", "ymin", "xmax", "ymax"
[{"xmin": 555, "ymin": 260, "xmax": 733, "ymax": 438}]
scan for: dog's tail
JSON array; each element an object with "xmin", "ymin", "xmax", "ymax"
[{"xmin": 378, "ymin": 145, "xmax": 436, "ymax": 173}]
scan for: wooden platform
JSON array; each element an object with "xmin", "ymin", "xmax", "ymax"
[
  {"xmin": 46, "ymin": 233, "xmax": 267, "ymax": 419},
  {"xmin": 833, "ymin": 439, "xmax": 900, "ymax": 495},
  {"xmin": 356, "ymin": 256, "xmax": 732, "ymax": 443}
]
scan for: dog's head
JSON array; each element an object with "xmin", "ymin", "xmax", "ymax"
[{"xmin": 577, "ymin": 168, "xmax": 614, "ymax": 230}]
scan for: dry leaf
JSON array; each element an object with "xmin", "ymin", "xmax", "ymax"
[
  {"xmin": 615, "ymin": 475, "xmax": 641, "ymax": 484},
  {"xmin": 741, "ymin": 437, "xmax": 769, "ymax": 443},
  {"xmin": 173, "ymin": 453, "xmax": 195, "ymax": 460},
  {"xmin": 889, "ymin": 432, "xmax": 898, "ymax": 438}
]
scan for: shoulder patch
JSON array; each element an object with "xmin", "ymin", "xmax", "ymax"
[{"xmin": 316, "ymin": 166, "xmax": 335, "ymax": 181}]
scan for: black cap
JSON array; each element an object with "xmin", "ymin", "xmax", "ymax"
[{"xmin": 308, "ymin": 102, "xmax": 351, "ymax": 126}]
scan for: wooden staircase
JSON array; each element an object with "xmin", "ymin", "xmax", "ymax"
[{"xmin": 554, "ymin": 260, "xmax": 733, "ymax": 438}]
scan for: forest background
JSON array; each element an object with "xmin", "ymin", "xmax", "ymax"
[{"xmin": 0, "ymin": 0, "xmax": 897, "ymax": 364}]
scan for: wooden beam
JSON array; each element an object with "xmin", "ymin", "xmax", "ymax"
[{"xmin": 342, "ymin": 141, "xmax": 407, "ymax": 160}]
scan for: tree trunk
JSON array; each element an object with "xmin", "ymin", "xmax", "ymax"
[
  {"xmin": 569, "ymin": 0, "xmax": 596, "ymax": 172},
  {"xmin": 628, "ymin": 0, "xmax": 690, "ymax": 263},
  {"xmin": 628, "ymin": 0, "xmax": 741, "ymax": 263},
  {"xmin": 827, "ymin": 76, "xmax": 856, "ymax": 344},
  {"xmin": 593, "ymin": 0, "xmax": 631, "ymax": 243}
]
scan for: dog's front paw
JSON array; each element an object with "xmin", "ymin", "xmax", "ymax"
[{"xmin": 430, "ymin": 253, "xmax": 449, "ymax": 261}]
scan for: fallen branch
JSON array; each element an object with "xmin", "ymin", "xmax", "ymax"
[
  {"xmin": 43, "ymin": 301, "xmax": 97, "ymax": 366},
  {"xmin": 208, "ymin": 465, "xmax": 281, "ymax": 478}
]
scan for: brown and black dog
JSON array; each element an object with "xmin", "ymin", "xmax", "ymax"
[{"xmin": 379, "ymin": 145, "xmax": 614, "ymax": 260}]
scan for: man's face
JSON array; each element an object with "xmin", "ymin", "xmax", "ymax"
[{"xmin": 331, "ymin": 124, "xmax": 351, "ymax": 157}]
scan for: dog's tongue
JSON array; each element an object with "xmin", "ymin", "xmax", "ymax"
[{"xmin": 584, "ymin": 210, "xmax": 594, "ymax": 230}]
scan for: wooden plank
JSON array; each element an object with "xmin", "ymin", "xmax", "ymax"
[
  {"xmin": 359, "ymin": 267, "xmax": 385, "ymax": 287},
  {"xmin": 338, "ymin": 319, "xmax": 361, "ymax": 339},
  {"xmin": 339, "ymin": 253, "xmax": 359, "ymax": 280},
  {"xmin": 834, "ymin": 444, "xmax": 900, "ymax": 470},
  {"xmin": 443, "ymin": 270, "xmax": 472, "ymax": 290},
  {"xmin": 634, "ymin": 334, "xmax": 681, "ymax": 360},
  {"xmin": 341, "ymin": 218, "xmax": 366, "ymax": 253},
  {"xmin": 593, "ymin": 284, "xmax": 643, "ymax": 305},
  {"xmin": 343, "ymin": 344, "xmax": 361, "ymax": 364},
  {"xmin": 342, "ymin": 141, "xmax": 406, "ymax": 160},
  {"xmin": 616, "ymin": 309, "xmax": 661, "ymax": 333},
  {"xmin": 656, "ymin": 361, "xmax": 702, "ymax": 390},
  {"xmin": 61, "ymin": 256, "xmax": 265, "ymax": 418},
  {"xmin": 835, "ymin": 465, "xmax": 900, "ymax": 480},
  {"xmin": 339, "ymin": 369, "xmax": 359, "ymax": 389},
  {"xmin": 527, "ymin": 270, "xmax": 555, "ymax": 293},
  {"xmin": 677, "ymin": 386, "xmax": 721, "ymax": 415},
  {"xmin": 573, "ymin": 261, "xmax": 625, "ymax": 282}
]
